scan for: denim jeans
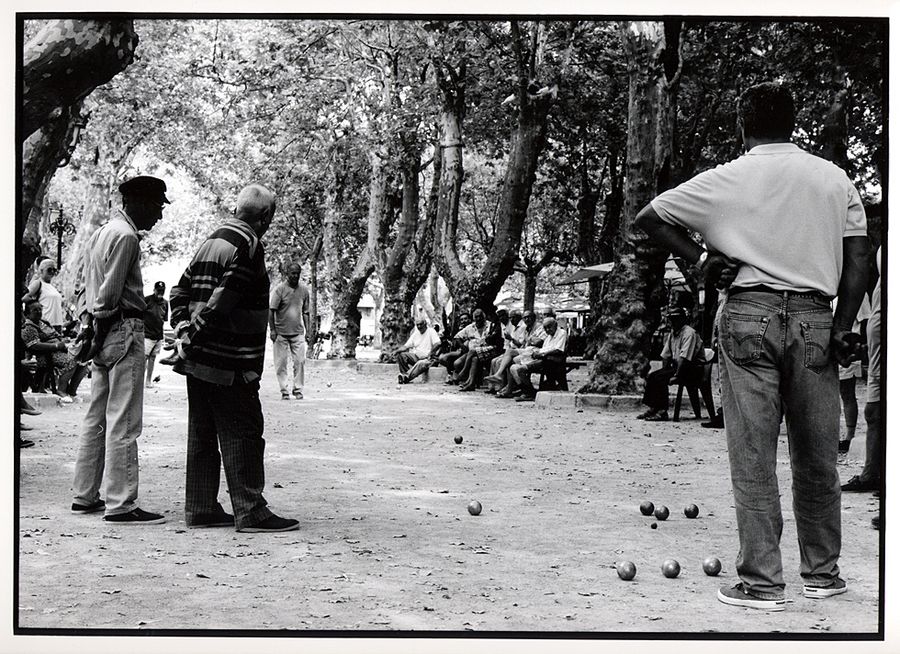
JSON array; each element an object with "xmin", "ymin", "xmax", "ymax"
[
  {"xmin": 72, "ymin": 317, "xmax": 145, "ymax": 516},
  {"xmin": 185, "ymin": 375, "xmax": 273, "ymax": 529},
  {"xmin": 273, "ymin": 334, "xmax": 306, "ymax": 394},
  {"xmin": 719, "ymin": 291, "xmax": 841, "ymax": 599}
]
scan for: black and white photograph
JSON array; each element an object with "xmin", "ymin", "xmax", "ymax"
[{"xmin": 9, "ymin": 3, "xmax": 893, "ymax": 653}]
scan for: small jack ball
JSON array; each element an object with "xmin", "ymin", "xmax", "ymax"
[
  {"xmin": 650, "ymin": 522, "xmax": 658, "ymax": 529},
  {"xmin": 454, "ymin": 435, "xmax": 463, "ymax": 444},
  {"xmin": 467, "ymin": 500, "xmax": 482, "ymax": 516}
]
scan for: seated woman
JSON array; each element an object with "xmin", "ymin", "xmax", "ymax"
[
  {"xmin": 21, "ymin": 299, "xmax": 87, "ymax": 402},
  {"xmin": 458, "ymin": 316, "xmax": 505, "ymax": 391}
]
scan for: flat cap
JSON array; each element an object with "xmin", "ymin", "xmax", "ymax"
[{"xmin": 118, "ymin": 176, "xmax": 170, "ymax": 203}]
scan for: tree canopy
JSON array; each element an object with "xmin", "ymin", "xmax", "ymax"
[{"xmin": 25, "ymin": 16, "xmax": 885, "ymax": 383}]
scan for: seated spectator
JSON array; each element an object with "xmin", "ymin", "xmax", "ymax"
[
  {"xmin": 637, "ymin": 306, "xmax": 706, "ymax": 422},
  {"xmin": 21, "ymin": 299, "xmax": 87, "ymax": 402},
  {"xmin": 500, "ymin": 317, "xmax": 568, "ymax": 401},
  {"xmin": 397, "ymin": 318, "xmax": 442, "ymax": 384},
  {"xmin": 484, "ymin": 310, "xmax": 544, "ymax": 394},
  {"xmin": 437, "ymin": 312, "xmax": 470, "ymax": 380},
  {"xmin": 458, "ymin": 311, "xmax": 506, "ymax": 391},
  {"xmin": 23, "ymin": 258, "xmax": 66, "ymax": 333},
  {"xmin": 440, "ymin": 310, "xmax": 493, "ymax": 384}
]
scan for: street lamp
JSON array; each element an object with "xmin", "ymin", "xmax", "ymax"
[{"xmin": 47, "ymin": 205, "xmax": 76, "ymax": 269}]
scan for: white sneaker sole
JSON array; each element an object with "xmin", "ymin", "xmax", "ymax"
[
  {"xmin": 803, "ymin": 585, "xmax": 848, "ymax": 599},
  {"xmin": 237, "ymin": 524, "xmax": 299, "ymax": 533},
  {"xmin": 717, "ymin": 589, "xmax": 786, "ymax": 612}
]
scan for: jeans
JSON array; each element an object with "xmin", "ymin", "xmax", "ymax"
[
  {"xmin": 719, "ymin": 291, "xmax": 841, "ymax": 599},
  {"xmin": 273, "ymin": 334, "xmax": 306, "ymax": 394},
  {"xmin": 73, "ymin": 318, "xmax": 145, "ymax": 516},
  {"xmin": 185, "ymin": 376, "xmax": 273, "ymax": 529}
]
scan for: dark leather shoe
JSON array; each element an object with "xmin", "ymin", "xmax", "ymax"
[
  {"xmin": 838, "ymin": 439, "xmax": 851, "ymax": 454},
  {"xmin": 841, "ymin": 475, "xmax": 878, "ymax": 492}
]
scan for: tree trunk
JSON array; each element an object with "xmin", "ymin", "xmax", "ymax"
[
  {"xmin": 522, "ymin": 268, "xmax": 538, "ymax": 312},
  {"xmin": 379, "ymin": 152, "xmax": 428, "ymax": 362},
  {"xmin": 22, "ymin": 20, "xmax": 138, "ymax": 141},
  {"xmin": 20, "ymin": 105, "xmax": 78, "ymax": 281},
  {"xmin": 307, "ymin": 233, "xmax": 323, "ymax": 347},
  {"xmin": 326, "ymin": 249, "xmax": 374, "ymax": 359},
  {"xmin": 580, "ymin": 21, "xmax": 678, "ymax": 394}
]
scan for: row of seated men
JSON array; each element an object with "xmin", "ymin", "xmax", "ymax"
[{"xmin": 396, "ymin": 308, "xmax": 567, "ymax": 402}]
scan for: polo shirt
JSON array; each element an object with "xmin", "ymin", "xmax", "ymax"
[
  {"xmin": 651, "ymin": 143, "xmax": 866, "ymax": 296},
  {"xmin": 269, "ymin": 281, "xmax": 310, "ymax": 336},
  {"xmin": 539, "ymin": 328, "xmax": 567, "ymax": 355}
]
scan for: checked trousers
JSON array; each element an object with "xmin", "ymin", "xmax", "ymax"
[{"xmin": 185, "ymin": 375, "xmax": 274, "ymax": 529}]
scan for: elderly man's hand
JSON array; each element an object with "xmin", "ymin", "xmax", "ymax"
[{"xmin": 702, "ymin": 252, "xmax": 741, "ymax": 289}]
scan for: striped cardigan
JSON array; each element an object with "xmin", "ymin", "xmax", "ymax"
[{"xmin": 170, "ymin": 218, "xmax": 270, "ymax": 385}]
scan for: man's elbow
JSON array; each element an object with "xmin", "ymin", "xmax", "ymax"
[{"xmin": 634, "ymin": 204, "xmax": 660, "ymax": 235}]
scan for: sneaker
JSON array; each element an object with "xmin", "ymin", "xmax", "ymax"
[
  {"xmin": 838, "ymin": 439, "xmax": 851, "ymax": 454},
  {"xmin": 71, "ymin": 499, "xmax": 105, "ymax": 513},
  {"xmin": 188, "ymin": 512, "xmax": 235, "ymax": 528},
  {"xmin": 717, "ymin": 583, "xmax": 785, "ymax": 612},
  {"xmin": 293, "ymin": 391, "xmax": 304, "ymax": 400},
  {"xmin": 841, "ymin": 475, "xmax": 878, "ymax": 492},
  {"xmin": 103, "ymin": 508, "xmax": 167, "ymax": 525},
  {"xmin": 398, "ymin": 373, "xmax": 408, "ymax": 385},
  {"xmin": 803, "ymin": 577, "xmax": 847, "ymax": 599},
  {"xmin": 281, "ymin": 392, "xmax": 291, "ymax": 400},
  {"xmin": 645, "ymin": 411, "xmax": 669, "ymax": 422},
  {"xmin": 18, "ymin": 438, "xmax": 35, "ymax": 449},
  {"xmin": 20, "ymin": 405, "xmax": 41, "ymax": 416},
  {"xmin": 237, "ymin": 514, "xmax": 299, "ymax": 533},
  {"xmin": 57, "ymin": 395, "xmax": 74, "ymax": 404}
]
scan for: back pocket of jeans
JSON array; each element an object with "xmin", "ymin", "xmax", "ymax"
[
  {"xmin": 722, "ymin": 313, "xmax": 769, "ymax": 365},
  {"xmin": 801, "ymin": 320, "xmax": 832, "ymax": 373}
]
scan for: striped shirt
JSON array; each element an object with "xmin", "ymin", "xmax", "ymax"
[
  {"xmin": 170, "ymin": 218, "xmax": 270, "ymax": 385},
  {"xmin": 83, "ymin": 210, "xmax": 146, "ymax": 320}
]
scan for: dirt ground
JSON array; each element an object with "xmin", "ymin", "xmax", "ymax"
[{"xmin": 16, "ymin": 357, "xmax": 881, "ymax": 638}]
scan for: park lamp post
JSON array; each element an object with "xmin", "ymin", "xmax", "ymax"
[{"xmin": 47, "ymin": 204, "xmax": 76, "ymax": 269}]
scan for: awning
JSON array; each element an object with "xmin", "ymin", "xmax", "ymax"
[{"xmin": 555, "ymin": 262, "xmax": 614, "ymax": 285}]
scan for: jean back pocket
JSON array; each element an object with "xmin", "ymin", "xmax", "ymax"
[
  {"xmin": 722, "ymin": 312, "xmax": 770, "ymax": 365},
  {"xmin": 800, "ymin": 320, "xmax": 832, "ymax": 373}
]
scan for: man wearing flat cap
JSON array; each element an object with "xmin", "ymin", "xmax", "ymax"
[
  {"xmin": 636, "ymin": 306, "xmax": 706, "ymax": 422},
  {"xmin": 72, "ymin": 175, "xmax": 169, "ymax": 525}
]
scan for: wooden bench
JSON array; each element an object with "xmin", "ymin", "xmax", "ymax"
[{"xmin": 538, "ymin": 357, "xmax": 589, "ymax": 392}]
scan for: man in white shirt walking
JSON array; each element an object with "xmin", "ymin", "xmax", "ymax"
[{"xmin": 269, "ymin": 262, "xmax": 311, "ymax": 400}]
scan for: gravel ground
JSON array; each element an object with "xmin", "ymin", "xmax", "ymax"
[{"xmin": 13, "ymin": 358, "xmax": 884, "ymax": 651}]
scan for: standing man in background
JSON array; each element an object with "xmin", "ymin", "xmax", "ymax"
[
  {"xmin": 636, "ymin": 82, "xmax": 869, "ymax": 611},
  {"xmin": 143, "ymin": 281, "xmax": 169, "ymax": 389},
  {"xmin": 72, "ymin": 175, "xmax": 170, "ymax": 525},
  {"xmin": 269, "ymin": 261, "xmax": 311, "ymax": 400}
]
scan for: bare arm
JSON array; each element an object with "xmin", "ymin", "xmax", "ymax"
[{"xmin": 831, "ymin": 236, "xmax": 871, "ymax": 365}]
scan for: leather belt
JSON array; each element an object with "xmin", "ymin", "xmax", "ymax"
[{"xmin": 728, "ymin": 285, "xmax": 831, "ymax": 300}]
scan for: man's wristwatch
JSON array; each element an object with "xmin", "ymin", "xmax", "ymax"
[{"xmin": 695, "ymin": 250, "xmax": 709, "ymax": 270}]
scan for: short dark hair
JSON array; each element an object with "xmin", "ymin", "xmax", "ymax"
[{"xmin": 738, "ymin": 82, "xmax": 795, "ymax": 140}]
